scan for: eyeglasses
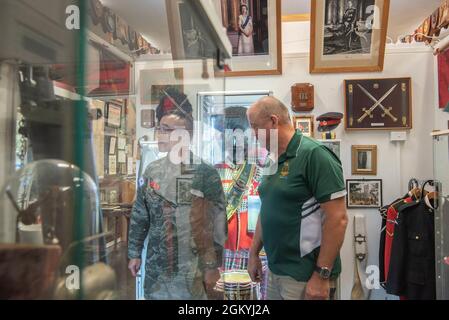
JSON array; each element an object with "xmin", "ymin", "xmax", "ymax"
[
  {"xmin": 155, "ymin": 126, "xmax": 191, "ymax": 134},
  {"xmin": 154, "ymin": 126, "xmax": 176, "ymax": 133}
]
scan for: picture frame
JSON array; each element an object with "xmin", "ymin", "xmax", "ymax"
[
  {"xmin": 106, "ymin": 101, "xmax": 122, "ymax": 128},
  {"xmin": 318, "ymin": 139, "xmax": 341, "ymax": 159},
  {"xmin": 165, "ymin": 0, "xmax": 232, "ymax": 61},
  {"xmin": 352, "ymin": 145, "xmax": 377, "ymax": 175},
  {"xmin": 310, "ymin": 0, "xmax": 390, "ymax": 74},
  {"xmin": 344, "ymin": 77, "xmax": 412, "ymax": 131},
  {"xmin": 217, "ymin": 0, "xmax": 282, "ymax": 77},
  {"xmin": 140, "ymin": 68, "xmax": 184, "ymax": 105},
  {"xmin": 176, "ymin": 178, "xmax": 193, "ymax": 205},
  {"xmin": 346, "ymin": 179, "xmax": 383, "ymax": 209},
  {"xmin": 293, "ymin": 115, "xmax": 315, "ymax": 138}
]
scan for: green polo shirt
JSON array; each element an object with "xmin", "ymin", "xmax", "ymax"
[{"xmin": 258, "ymin": 130, "xmax": 346, "ymax": 281}]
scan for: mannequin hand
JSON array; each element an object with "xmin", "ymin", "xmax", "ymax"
[
  {"xmin": 128, "ymin": 259, "xmax": 141, "ymax": 277},
  {"xmin": 247, "ymin": 253, "xmax": 263, "ymax": 282},
  {"xmin": 203, "ymin": 268, "xmax": 220, "ymax": 291},
  {"xmin": 305, "ymin": 273, "xmax": 330, "ymax": 300}
]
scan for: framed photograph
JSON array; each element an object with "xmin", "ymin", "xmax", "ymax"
[
  {"xmin": 310, "ymin": 0, "xmax": 390, "ymax": 73},
  {"xmin": 176, "ymin": 178, "xmax": 193, "ymax": 205},
  {"xmin": 106, "ymin": 101, "xmax": 122, "ymax": 128},
  {"xmin": 218, "ymin": 0, "xmax": 282, "ymax": 77},
  {"xmin": 166, "ymin": 0, "xmax": 232, "ymax": 61},
  {"xmin": 344, "ymin": 77, "xmax": 412, "ymax": 130},
  {"xmin": 293, "ymin": 115, "xmax": 315, "ymax": 137},
  {"xmin": 108, "ymin": 155, "xmax": 117, "ymax": 176},
  {"xmin": 318, "ymin": 139, "xmax": 341, "ymax": 159},
  {"xmin": 140, "ymin": 68, "xmax": 183, "ymax": 105},
  {"xmin": 352, "ymin": 145, "xmax": 377, "ymax": 175},
  {"xmin": 346, "ymin": 179, "xmax": 382, "ymax": 208}
]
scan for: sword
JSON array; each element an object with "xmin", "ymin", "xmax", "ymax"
[{"xmin": 357, "ymin": 84, "xmax": 398, "ymax": 123}]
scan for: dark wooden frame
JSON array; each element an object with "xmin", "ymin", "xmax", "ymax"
[{"xmin": 344, "ymin": 77, "xmax": 413, "ymax": 131}]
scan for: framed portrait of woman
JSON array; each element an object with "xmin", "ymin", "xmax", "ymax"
[
  {"xmin": 218, "ymin": 0, "xmax": 282, "ymax": 77},
  {"xmin": 310, "ymin": 0, "xmax": 390, "ymax": 73}
]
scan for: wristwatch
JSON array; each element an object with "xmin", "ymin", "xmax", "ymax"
[{"xmin": 314, "ymin": 266, "xmax": 332, "ymax": 280}]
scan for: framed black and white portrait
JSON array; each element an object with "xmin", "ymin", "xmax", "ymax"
[{"xmin": 310, "ymin": 0, "xmax": 390, "ymax": 73}]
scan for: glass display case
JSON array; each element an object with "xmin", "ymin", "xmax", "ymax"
[
  {"xmin": 432, "ymin": 130, "xmax": 449, "ymax": 300},
  {"xmin": 196, "ymin": 91, "xmax": 272, "ymax": 300},
  {"xmin": 0, "ymin": 0, "xmax": 230, "ymax": 300}
]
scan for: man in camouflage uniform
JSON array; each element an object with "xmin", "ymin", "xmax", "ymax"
[{"xmin": 128, "ymin": 89, "xmax": 227, "ymax": 300}]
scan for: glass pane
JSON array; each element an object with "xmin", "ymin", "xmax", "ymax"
[
  {"xmin": 433, "ymin": 133, "xmax": 449, "ymax": 300},
  {"xmin": 0, "ymin": 0, "xmax": 227, "ymax": 300},
  {"xmin": 197, "ymin": 91, "xmax": 270, "ymax": 300}
]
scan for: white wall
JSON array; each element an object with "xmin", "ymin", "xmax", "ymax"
[{"xmin": 224, "ymin": 43, "xmax": 437, "ymax": 300}]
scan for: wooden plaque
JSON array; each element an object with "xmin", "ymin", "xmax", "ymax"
[{"xmin": 291, "ymin": 83, "xmax": 314, "ymax": 112}]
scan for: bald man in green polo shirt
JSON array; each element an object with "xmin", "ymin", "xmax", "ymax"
[{"xmin": 247, "ymin": 96, "xmax": 348, "ymax": 300}]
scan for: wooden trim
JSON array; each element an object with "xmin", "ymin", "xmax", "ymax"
[
  {"xmin": 309, "ymin": 0, "xmax": 317, "ymax": 74},
  {"xmin": 431, "ymin": 130, "xmax": 449, "ymax": 137},
  {"xmin": 351, "ymin": 145, "xmax": 378, "ymax": 176},
  {"xmin": 223, "ymin": 0, "xmax": 282, "ymax": 77},
  {"xmin": 282, "ymin": 14, "xmax": 310, "ymax": 22},
  {"xmin": 309, "ymin": 0, "xmax": 391, "ymax": 74}
]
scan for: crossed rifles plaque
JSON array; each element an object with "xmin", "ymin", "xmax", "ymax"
[{"xmin": 344, "ymin": 78, "xmax": 412, "ymax": 131}]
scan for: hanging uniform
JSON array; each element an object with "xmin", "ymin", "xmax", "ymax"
[{"xmin": 386, "ymin": 199, "xmax": 436, "ymax": 300}]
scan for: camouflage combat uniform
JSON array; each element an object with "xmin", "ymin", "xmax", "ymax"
[{"xmin": 128, "ymin": 155, "xmax": 227, "ymax": 300}]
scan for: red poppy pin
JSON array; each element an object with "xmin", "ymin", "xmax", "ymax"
[{"xmin": 149, "ymin": 180, "xmax": 160, "ymax": 191}]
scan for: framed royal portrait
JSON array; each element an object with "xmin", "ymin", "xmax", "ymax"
[
  {"xmin": 346, "ymin": 179, "xmax": 382, "ymax": 209},
  {"xmin": 140, "ymin": 68, "xmax": 184, "ymax": 105},
  {"xmin": 166, "ymin": 0, "xmax": 233, "ymax": 61},
  {"xmin": 217, "ymin": 0, "xmax": 282, "ymax": 77},
  {"xmin": 352, "ymin": 145, "xmax": 377, "ymax": 175},
  {"xmin": 344, "ymin": 77, "xmax": 412, "ymax": 131},
  {"xmin": 293, "ymin": 115, "xmax": 315, "ymax": 138},
  {"xmin": 310, "ymin": 0, "xmax": 390, "ymax": 73}
]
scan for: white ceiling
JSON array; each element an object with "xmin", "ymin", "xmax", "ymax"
[{"xmin": 101, "ymin": 0, "xmax": 443, "ymax": 53}]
